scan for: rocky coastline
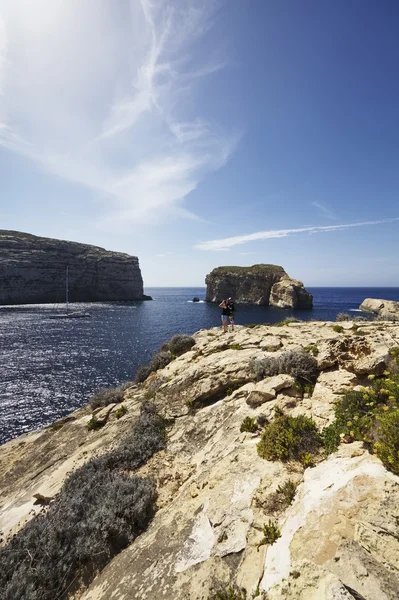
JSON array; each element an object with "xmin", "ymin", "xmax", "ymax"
[
  {"xmin": 205, "ymin": 264, "xmax": 313, "ymax": 309},
  {"xmin": 0, "ymin": 230, "xmax": 151, "ymax": 305},
  {"xmin": 1, "ymin": 317, "xmax": 399, "ymax": 599}
]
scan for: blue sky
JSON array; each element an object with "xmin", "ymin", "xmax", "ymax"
[{"xmin": 1, "ymin": 0, "xmax": 399, "ymax": 287}]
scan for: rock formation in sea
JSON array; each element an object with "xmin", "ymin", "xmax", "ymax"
[
  {"xmin": 360, "ymin": 298, "xmax": 399, "ymax": 321},
  {"xmin": 205, "ymin": 264, "xmax": 313, "ymax": 308},
  {"xmin": 1, "ymin": 320, "xmax": 399, "ymax": 599},
  {"xmin": 0, "ymin": 230, "xmax": 151, "ymax": 304}
]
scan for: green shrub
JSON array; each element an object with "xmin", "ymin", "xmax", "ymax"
[
  {"xmin": 210, "ymin": 585, "xmax": 247, "ymax": 600},
  {"xmin": 300, "ymin": 452, "xmax": 315, "ymax": 468},
  {"xmin": 252, "ymin": 350, "xmax": 319, "ymax": 384},
  {"xmin": 0, "ymin": 403, "xmax": 164, "ymax": 600},
  {"xmin": 257, "ymin": 412, "xmax": 321, "ymax": 462},
  {"xmin": 229, "ymin": 344, "xmax": 244, "ymax": 350},
  {"xmin": 257, "ymin": 520, "xmax": 281, "ymax": 549},
  {"xmin": 374, "ymin": 409, "xmax": 399, "ymax": 474},
  {"xmin": 303, "ymin": 344, "xmax": 319, "ymax": 356},
  {"xmin": 332, "ymin": 325, "xmax": 344, "ymax": 333},
  {"xmin": 240, "ymin": 416, "xmax": 258, "ymax": 433},
  {"xmin": 275, "ymin": 318, "xmax": 299, "ymax": 327},
  {"xmin": 276, "ymin": 479, "xmax": 297, "ymax": 506},
  {"xmin": 336, "ymin": 313, "xmax": 351, "ymax": 322},
  {"xmin": 115, "ymin": 405, "xmax": 128, "ymax": 419},
  {"xmin": 87, "ymin": 416, "xmax": 104, "ymax": 431}
]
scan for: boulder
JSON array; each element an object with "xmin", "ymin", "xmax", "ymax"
[
  {"xmin": 192, "ymin": 297, "xmax": 200, "ymax": 302},
  {"xmin": 360, "ymin": 298, "xmax": 399, "ymax": 321},
  {"xmin": 205, "ymin": 265, "xmax": 312, "ymax": 308}
]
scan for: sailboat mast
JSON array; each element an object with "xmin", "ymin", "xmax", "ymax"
[{"xmin": 66, "ymin": 266, "xmax": 69, "ymax": 313}]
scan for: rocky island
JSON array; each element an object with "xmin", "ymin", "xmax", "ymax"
[
  {"xmin": 360, "ymin": 298, "xmax": 399, "ymax": 321},
  {"xmin": 205, "ymin": 264, "xmax": 313, "ymax": 308},
  {"xmin": 1, "ymin": 319, "xmax": 399, "ymax": 599},
  {"xmin": 0, "ymin": 230, "xmax": 151, "ymax": 304}
]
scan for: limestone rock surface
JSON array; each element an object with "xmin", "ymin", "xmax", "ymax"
[
  {"xmin": 360, "ymin": 298, "xmax": 399, "ymax": 321},
  {"xmin": 0, "ymin": 230, "xmax": 151, "ymax": 304},
  {"xmin": 1, "ymin": 320, "xmax": 399, "ymax": 600},
  {"xmin": 205, "ymin": 264, "xmax": 313, "ymax": 308}
]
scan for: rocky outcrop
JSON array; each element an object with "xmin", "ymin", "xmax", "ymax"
[
  {"xmin": 0, "ymin": 230, "xmax": 151, "ymax": 304},
  {"xmin": 205, "ymin": 264, "xmax": 313, "ymax": 308},
  {"xmin": 360, "ymin": 298, "xmax": 399, "ymax": 321},
  {"xmin": 2, "ymin": 319, "xmax": 399, "ymax": 599}
]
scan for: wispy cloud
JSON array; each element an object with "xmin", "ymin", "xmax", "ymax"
[
  {"xmin": 312, "ymin": 201, "xmax": 337, "ymax": 221},
  {"xmin": 195, "ymin": 218, "xmax": 399, "ymax": 250},
  {"xmin": 0, "ymin": 0, "xmax": 237, "ymax": 227}
]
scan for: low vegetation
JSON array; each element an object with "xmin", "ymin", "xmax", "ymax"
[
  {"xmin": 135, "ymin": 334, "xmax": 196, "ymax": 383},
  {"xmin": 275, "ymin": 318, "xmax": 299, "ymax": 327},
  {"xmin": 322, "ymin": 349, "xmax": 399, "ymax": 474},
  {"xmin": 303, "ymin": 344, "xmax": 319, "ymax": 356},
  {"xmin": 257, "ymin": 410, "xmax": 321, "ymax": 462},
  {"xmin": 332, "ymin": 325, "xmax": 344, "ymax": 333},
  {"xmin": 240, "ymin": 416, "xmax": 258, "ymax": 433},
  {"xmin": 86, "ymin": 415, "xmax": 104, "ymax": 431},
  {"xmin": 90, "ymin": 382, "xmax": 131, "ymax": 410},
  {"xmin": 210, "ymin": 585, "xmax": 248, "ymax": 600},
  {"xmin": 0, "ymin": 402, "xmax": 165, "ymax": 600},
  {"xmin": 336, "ymin": 313, "xmax": 351, "ymax": 322},
  {"xmin": 264, "ymin": 479, "xmax": 298, "ymax": 513},
  {"xmin": 257, "ymin": 520, "xmax": 281, "ymax": 549},
  {"xmin": 115, "ymin": 404, "xmax": 128, "ymax": 419},
  {"xmin": 252, "ymin": 349, "xmax": 319, "ymax": 385}
]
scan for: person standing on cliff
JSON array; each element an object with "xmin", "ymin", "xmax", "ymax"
[
  {"xmin": 219, "ymin": 299, "xmax": 231, "ymax": 333},
  {"xmin": 227, "ymin": 297, "xmax": 235, "ymax": 331}
]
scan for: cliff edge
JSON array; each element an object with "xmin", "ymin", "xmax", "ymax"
[
  {"xmin": 205, "ymin": 264, "xmax": 313, "ymax": 308},
  {"xmin": 0, "ymin": 230, "xmax": 151, "ymax": 304}
]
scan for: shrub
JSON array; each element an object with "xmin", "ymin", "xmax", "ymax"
[
  {"xmin": 332, "ymin": 325, "xmax": 344, "ymax": 333},
  {"xmin": 229, "ymin": 344, "xmax": 244, "ymax": 350},
  {"xmin": 150, "ymin": 350, "xmax": 172, "ymax": 371},
  {"xmin": 240, "ymin": 416, "xmax": 258, "ymax": 433},
  {"xmin": 87, "ymin": 415, "xmax": 104, "ymax": 431},
  {"xmin": 276, "ymin": 480, "xmax": 297, "ymax": 506},
  {"xmin": 257, "ymin": 520, "xmax": 281, "ymax": 549},
  {"xmin": 336, "ymin": 313, "xmax": 351, "ymax": 322},
  {"xmin": 90, "ymin": 385, "xmax": 126, "ymax": 410},
  {"xmin": 115, "ymin": 405, "xmax": 128, "ymax": 419},
  {"xmin": 210, "ymin": 585, "xmax": 248, "ymax": 600},
  {"xmin": 275, "ymin": 318, "xmax": 299, "ymax": 327},
  {"xmin": 168, "ymin": 334, "xmax": 196, "ymax": 356},
  {"xmin": 0, "ymin": 402, "xmax": 164, "ymax": 600},
  {"xmin": 135, "ymin": 364, "xmax": 152, "ymax": 384},
  {"xmin": 257, "ymin": 412, "xmax": 321, "ymax": 462},
  {"xmin": 252, "ymin": 350, "xmax": 319, "ymax": 384},
  {"xmin": 374, "ymin": 409, "xmax": 399, "ymax": 474},
  {"xmin": 303, "ymin": 344, "xmax": 319, "ymax": 356}
]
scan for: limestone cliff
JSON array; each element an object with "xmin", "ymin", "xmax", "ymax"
[
  {"xmin": 0, "ymin": 230, "xmax": 151, "ymax": 304},
  {"xmin": 205, "ymin": 264, "xmax": 313, "ymax": 308},
  {"xmin": 360, "ymin": 298, "xmax": 399, "ymax": 321},
  {"xmin": 1, "ymin": 320, "xmax": 399, "ymax": 600}
]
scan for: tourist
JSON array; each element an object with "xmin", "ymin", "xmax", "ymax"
[
  {"xmin": 227, "ymin": 297, "xmax": 235, "ymax": 331},
  {"xmin": 219, "ymin": 299, "xmax": 231, "ymax": 333}
]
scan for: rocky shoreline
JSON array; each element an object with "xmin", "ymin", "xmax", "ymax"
[{"xmin": 1, "ymin": 318, "xmax": 399, "ymax": 599}]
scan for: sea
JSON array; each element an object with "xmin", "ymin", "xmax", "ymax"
[{"xmin": 1, "ymin": 287, "xmax": 399, "ymax": 445}]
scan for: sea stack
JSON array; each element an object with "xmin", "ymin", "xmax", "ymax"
[
  {"xmin": 0, "ymin": 230, "xmax": 151, "ymax": 304},
  {"xmin": 205, "ymin": 264, "xmax": 313, "ymax": 308}
]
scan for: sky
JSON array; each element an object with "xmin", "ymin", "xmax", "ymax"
[{"xmin": 1, "ymin": 0, "xmax": 399, "ymax": 287}]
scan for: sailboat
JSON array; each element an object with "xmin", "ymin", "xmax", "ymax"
[{"xmin": 49, "ymin": 266, "xmax": 91, "ymax": 319}]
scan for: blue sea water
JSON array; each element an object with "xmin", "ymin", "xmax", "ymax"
[{"xmin": 1, "ymin": 287, "xmax": 399, "ymax": 445}]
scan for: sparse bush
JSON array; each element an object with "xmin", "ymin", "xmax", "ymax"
[
  {"xmin": 300, "ymin": 452, "xmax": 315, "ymax": 468},
  {"xmin": 90, "ymin": 385, "xmax": 126, "ymax": 410},
  {"xmin": 87, "ymin": 415, "xmax": 104, "ymax": 431},
  {"xmin": 168, "ymin": 334, "xmax": 196, "ymax": 356},
  {"xmin": 332, "ymin": 325, "xmax": 344, "ymax": 333},
  {"xmin": 276, "ymin": 480, "xmax": 297, "ymax": 506},
  {"xmin": 303, "ymin": 344, "xmax": 319, "ymax": 356},
  {"xmin": 229, "ymin": 344, "xmax": 244, "ymax": 350},
  {"xmin": 150, "ymin": 350, "xmax": 172, "ymax": 371},
  {"xmin": 135, "ymin": 364, "xmax": 152, "ymax": 384},
  {"xmin": 0, "ymin": 402, "xmax": 164, "ymax": 600},
  {"xmin": 210, "ymin": 585, "xmax": 248, "ymax": 600},
  {"xmin": 336, "ymin": 313, "xmax": 351, "ymax": 322},
  {"xmin": 115, "ymin": 405, "xmax": 128, "ymax": 419},
  {"xmin": 252, "ymin": 350, "xmax": 319, "ymax": 384},
  {"xmin": 376, "ymin": 313, "xmax": 399, "ymax": 322},
  {"xmin": 275, "ymin": 318, "xmax": 299, "ymax": 327},
  {"xmin": 374, "ymin": 409, "xmax": 399, "ymax": 474},
  {"xmin": 257, "ymin": 412, "xmax": 321, "ymax": 462},
  {"xmin": 257, "ymin": 520, "xmax": 281, "ymax": 549},
  {"xmin": 240, "ymin": 416, "xmax": 258, "ymax": 433}
]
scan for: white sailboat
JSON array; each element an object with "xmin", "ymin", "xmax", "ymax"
[{"xmin": 49, "ymin": 266, "xmax": 91, "ymax": 319}]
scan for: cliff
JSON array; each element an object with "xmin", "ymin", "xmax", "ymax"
[
  {"xmin": 0, "ymin": 230, "xmax": 151, "ymax": 304},
  {"xmin": 1, "ymin": 320, "xmax": 399, "ymax": 600},
  {"xmin": 205, "ymin": 264, "xmax": 313, "ymax": 308},
  {"xmin": 360, "ymin": 298, "xmax": 399, "ymax": 321}
]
